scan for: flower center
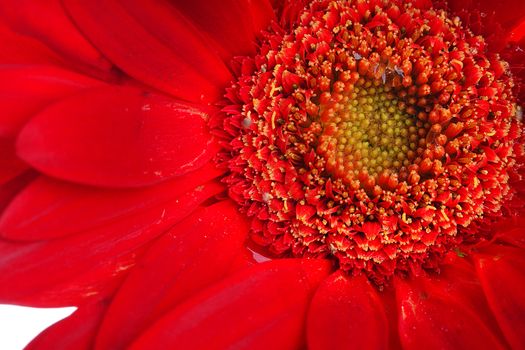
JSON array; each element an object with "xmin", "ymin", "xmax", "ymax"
[
  {"xmin": 317, "ymin": 80, "xmax": 424, "ymax": 184},
  {"xmin": 218, "ymin": 0, "xmax": 523, "ymax": 283}
]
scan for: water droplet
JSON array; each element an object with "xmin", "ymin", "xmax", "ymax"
[{"xmin": 242, "ymin": 117, "xmax": 252, "ymax": 128}]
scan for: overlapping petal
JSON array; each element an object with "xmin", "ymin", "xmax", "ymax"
[
  {"xmin": 0, "ymin": 22, "xmax": 61, "ymax": 65},
  {"xmin": 0, "ymin": 171, "xmax": 36, "ymax": 214},
  {"xmin": 394, "ymin": 261, "xmax": 507, "ymax": 350},
  {"xmin": 0, "ymin": 137, "xmax": 28, "ymax": 185},
  {"xmin": 493, "ymin": 217, "xmax": 525, "ymax": 249},
  {"xmin": 61, "ymin": 0, "xmax": 231, "ymax": 102},
  {"xmin": 129, "ymin": 259, "xmax": 331, "ymax": 350},
  {"xmin": 0, "ymin": 162, "xmax": 222, "ymax": 241},
  {"xmin": 25, "ymin": 301, "xmax": 107, "ymax": 350},
  {"xmin": 171, "ymin": 0, "xmax": 275, "ymax": 61},
  {"xmin": 0, "ymin": 181, "xmax": 222, "ymax": 306},
  {"xmin": 307, "ymin": 272, "xmax": 389, "ymax": 350},
  {"xmin": 95, "ymin": 200, "xmax": 249, "ymax": 350},
  {"xmin": 474, "ymin": 244, "xmax": 525, "ymax": 349},
  {"xmin": 0, "ymin": 65, "xmax": 103, "ymax": 139},
  {"xmin": 17, "ymin": 86, "xmax": 218, "ymax": 188},
  {"xmin": 0, "ymin": 0, "xmax": 113, "ymax": 76}
]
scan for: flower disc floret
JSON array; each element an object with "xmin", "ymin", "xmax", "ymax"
[{"xmin": 220, "ymin": 0, "xmax": 524, "ymax": 282}]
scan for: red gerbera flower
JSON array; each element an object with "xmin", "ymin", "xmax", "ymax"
[{"xmin": 0, "ymin": 0, "xmax": 524, "ymax": 349}]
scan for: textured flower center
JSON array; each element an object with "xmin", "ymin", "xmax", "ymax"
[
  {"xmin": 317, "ymin": 81, "xmax": 423, "ymax": 182},
  {"xmin": 218, "ymin": 0, "xmax": 523, "ymax": 283}
]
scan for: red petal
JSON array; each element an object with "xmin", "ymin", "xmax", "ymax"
[
  {"xmin": 493, "ymin": 217, "xmax": 525, "ymax": 249},
  {"xmin": 271, "ymin": 0, "xmax": 309, "ymax": 29},
  {"xmin": 0, "ymin": 171, "xmax": 36, "ymax": 214},
  {"xmin": 129, "ymin": 259, "xmax": 331, "ymax": 350},
  {"xmin": 115, "ymin": 0, "xmax": 231, "ymax": 86},
  {"xmin": 227, "ymin": 247, "xmax": 259, "ymax": 273},
  {"xmin": 0, "ymin": 137, "xmax": 28, "ymax": 185},
  {"xmin": 17, "ymin": 86, "xmax": 218, "ymax": 188},
  {"xmin": 434, "ymin": 253, "xmax": 510, "ymax": 343},
  {"xmin": 172, "ymin": 0, "xmax": 274, "ymax": 61},
  {"xmin": 247, "ymin": 0, "xmax": 276, "ymax": 38},
  {"xmin": 474, "ymin": 244, "xmax": 525, "ymax": 349},
  {"xmin": 0, "ymin": 0, "xmax": 113, "ymax": 76},
  {"xmin": 0, "ymin": 181, "xmax": 222, "ymax": 306},
  {"xmin": 26, "ymin": 301, "xmax": 107, "ymax": 350},
  {"xmin": 448, "ymin": 0, "xmax": 525, "ymax": 30},
  {"xmin": 0, "ymin": 22, "xmax": 61, "ymax": 64},
  {"xmin": 0, "ymin": 65, "xmax": 103, "ymax": 138},
  {"xmin": 62, "ymin": 0, "xmax": 230, "ymax": 102},
  {"xmin": 509, "ymin": 17, "xmax": 525, "ymax": 43},
  {"xmin": 395, "ymin": 271, "xmax": 506, "ymax": 350},
  {"xmin": 0, "ymin": 162, "xmax": 222, "ymax": 241},
  {"xmin": 95, "ymin": 200, "xmax": 250, "ymax": 350},
  {"xmin": 307, "ymin": 272, "xmax": 389, "ymax": 350}
]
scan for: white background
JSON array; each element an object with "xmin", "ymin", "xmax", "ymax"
[{"xmin": 0, "ymin": 305, "xmax": 75, "ymax": 350}]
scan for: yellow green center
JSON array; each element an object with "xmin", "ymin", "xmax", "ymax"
[{"xmin": 318, "ymin": 80, "xmax": 426, "ymax": 181}]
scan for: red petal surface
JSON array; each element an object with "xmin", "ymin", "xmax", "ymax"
[
  {"xmin": 0, "ymin": 65, "xmax": 102, "ymax": 138},
  {"xmin": 95, "ymin": 201, "xmax": 249, "ymax": 350},
  {"xmin": 448, "ymin": 0, "xmax": 525, "ymax": 30},
  {"xmin": 270, "ymin": 0, "xmax": 305, "ymax": 28},
  {"xmin": 493, "ymin": 217, "xmax": 525, "ymax": 249},
  {"xmin": 307, "ymin": 272, "xmax": 389, "ymax": 350},
  {"xmin": 0, "ymin": 22, "xmax": 61, "ymax": 64},
  {"xmin": 0, "ymin": 171, "xmax": 36, "ymax": 215},
  {"xmin": 474, "ymin": 244, "xmax": 525, "ymax": 349},
  {"xmin": 115, "ymin": 0, "xmax": 232, "ymax": 85},
  {"xmin": 17, "ymin": 86, "xmax": 218, "ymax": 188},
  {"xmin": 0, "ymin": 181, "xmax": 222, "ymax": 306},
  {"xmin": 395, "ymin": 272, "xmax": 506, "ymax": 350},
  {"xmin": 62, "ymin": 0, "xmax": 229, "ymax": 102},
  {"xmin": 227, "ymin": 248, "xmax": 259, "ymax": 273},
  {"xmin": 0, "ymin": 137, "xmax": 28, "ymax": 185},
  {"xmin": 432, "ymin": 253, "xmax": 510, "ymax": 344},
  {"xmin": 25, "ymin": 301, "xmax": 107, "ymax": 350},
  {"xmin": 0, "ymin": 162, "xmax": 222, "ymax": 241},
  {"xmin": 247, "ymin": 0, "xmax": 276, "ymax": 39},
  {"xmin": 509, "ymin": 16, "xmax": 525, "ymax": 43},
  {"xmin": 129, "ymin": 259, "xmax": 331, "ymax": 350},
  {"xmin": 172, "ymin": 0, "xmax": 274, "ymax": 61},
  {"xmin": 0, "ymin": 0, "xmax": 112, "ymax": 76}
]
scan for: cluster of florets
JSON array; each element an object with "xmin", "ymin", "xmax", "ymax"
[{"xmin": 218, "ymin": 0, "xmax": 524, "ymax": 282}]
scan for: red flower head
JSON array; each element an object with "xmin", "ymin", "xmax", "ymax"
[{"xmin": 0, "ymin": 0, "xmax": 524, "ymax": 349}]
